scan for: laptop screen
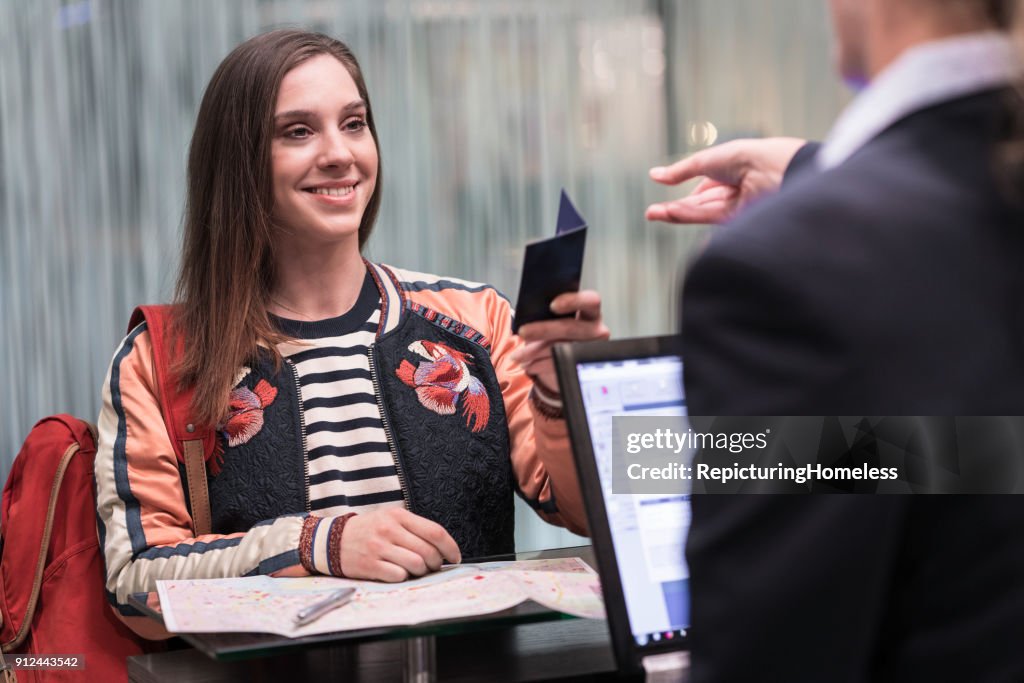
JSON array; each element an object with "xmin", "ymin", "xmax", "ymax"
[{"xmin": 575, "ymin": 355, "xmax": 690, "ymax": 650}]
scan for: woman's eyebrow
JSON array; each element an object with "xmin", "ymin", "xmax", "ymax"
[{"xmin": 274, "ymin": 100, "xmax": 367, "ymax": 123}]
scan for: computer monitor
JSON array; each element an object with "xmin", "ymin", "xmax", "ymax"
[{"xmin": 554, "ymin": 336, "xmax": 689, "ymax": 676}]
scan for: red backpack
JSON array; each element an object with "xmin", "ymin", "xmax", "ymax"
[{"xmin": 0, "ymin": 306, "xmax": 215, "ymax": 682}]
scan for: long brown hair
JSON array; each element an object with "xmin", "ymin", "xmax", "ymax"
[{"xmin": 174, "ymin": 30, "xmax": 383, "ymax": 427}]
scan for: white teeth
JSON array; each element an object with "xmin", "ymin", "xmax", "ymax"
[{"xmin": 311, "ymin": 186, "xmax": 354, "ymax": 197}]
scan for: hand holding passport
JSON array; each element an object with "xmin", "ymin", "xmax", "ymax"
[{"xmin": 512, "ymin": 190, "xmax": 589, "ymax": 333}]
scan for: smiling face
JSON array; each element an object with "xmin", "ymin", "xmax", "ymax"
[{"xmin": 270, "ymin": 54, "xmax": 379, "ymax": 248}]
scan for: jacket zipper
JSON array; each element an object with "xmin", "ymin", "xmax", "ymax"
[
  {"xmin": 367, "ymin": 345, "xmax": 411, "ymax": 510},
  {"xmin": 285, "ymin": 358, "xmax": 311, "ymax": 512}
]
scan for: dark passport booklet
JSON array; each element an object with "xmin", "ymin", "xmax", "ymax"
[{"xmin": 511, "ymin": 190, "xmax": 588, "ymax": 333}]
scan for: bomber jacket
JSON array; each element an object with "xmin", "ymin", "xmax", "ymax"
[{"xmin": 95, "ymin": 262, "xmax": 587, "ymax": 615}]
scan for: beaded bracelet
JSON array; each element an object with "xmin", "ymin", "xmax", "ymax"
[{"xmin": 298, "ymin": 515, "xmax": 322, "ymax": 574}]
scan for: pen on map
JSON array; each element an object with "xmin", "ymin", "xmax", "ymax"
[{"xmin": 294, "ymin": 587, "xmax": 357, "ymax": 627}]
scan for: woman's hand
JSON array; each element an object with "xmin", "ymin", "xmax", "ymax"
[
  {"xmin": 339, "ymin": 508, "xmax": 461, "ymax": 582},
  {"xmin": 512, "ymin": 290, "xmax": 610, "ymax": 395}
]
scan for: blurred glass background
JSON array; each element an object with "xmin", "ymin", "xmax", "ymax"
[{"xmin": 0, "ymin": 0, "xmax": 845, "ymax": 549}]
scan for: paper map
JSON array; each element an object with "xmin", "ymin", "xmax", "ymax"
[{"xmin": 156, "ymin": 557, "xmax": 604, "ymax": 637}]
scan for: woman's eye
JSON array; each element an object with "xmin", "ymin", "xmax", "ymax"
[
  {"xmin": 344, "ymin": 118, "xmax": 367, "ymax": 133},
  {"xmin": 284, "ymin": 126, "xmax": 312, "ymax": 139}
]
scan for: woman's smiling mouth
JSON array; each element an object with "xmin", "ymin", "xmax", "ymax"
[
  {"xmin": 307, "ymin": 185, "xmax": 355, "ymax": 196},
  {"xmin": 304, "ymin": 183, "xmax": 359, "ymax": 204}
]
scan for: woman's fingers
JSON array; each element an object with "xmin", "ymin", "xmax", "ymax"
[
  {"xmin": 387, "ymin": 526, "xmax": 444, "ymax": 573},
  {"xmin": 508, "ymin": 289, "xmax": 608, "ymax": 394},
  {"xmin": 551, "ymin": 290, "xmax": 602, "ymax": 320},
  {"xmin": 380, "ymin": 544, "xmax": 433, "ymax": 579},
  {"xmin": 515, "ymin": 290, "xmax": 606, "ymax": 344},
  {"xmin": 519, "ymin": 356, "xmax": 557, "ymax": 385},
  {"xmin": 371, "ymin": 559, "xmax": 416, "ymax": 583},
  {"xmin": 516, "ymin": 316, "xmax": 610, "ymax": 345},
  {"xmin": 399, "ymin": 511, "xmax": 461, "ymax": 565}
]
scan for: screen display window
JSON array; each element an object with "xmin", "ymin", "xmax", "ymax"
[{"xmin": 576, "ymin": 356, "xmax": 690, "ymax": 645}]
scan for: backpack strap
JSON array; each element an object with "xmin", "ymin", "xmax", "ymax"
[{"xmin": 128, "ymin": 306, "xmax": 214, "ymax": 536}]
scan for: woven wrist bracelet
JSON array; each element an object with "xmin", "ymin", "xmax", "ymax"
[
  {"xmin": 328, "ymin": 512, "xmax": 358, "ymax": 577},
  {"xmin": 298, "ymin": 515, "xmax": 322, "ymax": 574}
]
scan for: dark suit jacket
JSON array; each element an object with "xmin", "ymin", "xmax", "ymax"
[{"xmin": 680, "ymin": 90, "xmax": 1024, "ymax": 682}]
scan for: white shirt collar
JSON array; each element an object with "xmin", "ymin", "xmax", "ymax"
[{"xmin": 818, "ymin": 31, "xmax": 1018, "ymax": 170}]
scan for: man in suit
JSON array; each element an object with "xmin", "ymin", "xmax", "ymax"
[{"xmin": 646, "ymin": 0, "xmax": 1024, "ymax": 680}]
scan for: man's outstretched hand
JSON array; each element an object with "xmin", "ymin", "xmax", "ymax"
[{"xmin": 645, "ymin": 137, "xmax": 807, "ymax": 225}]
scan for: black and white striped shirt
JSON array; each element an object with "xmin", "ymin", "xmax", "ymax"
[{"xmin": 273, "ymin": 271, "xmax": 405, "ymax": 515}]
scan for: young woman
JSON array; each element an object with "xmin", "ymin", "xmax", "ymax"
[{"xmin": 94, "ymin": 29, "xmax": 608, "ymax": 618}]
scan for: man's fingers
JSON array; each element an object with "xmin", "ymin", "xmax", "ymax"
[
  {"xmin": 646, "ymin": 172, "xmax": 732, "ymax": 223},
  {"xmin": 645, "ymin": 203, "xmax": 677, "ymax": 222},
  {"xmin": 692, "ymin": 183, "xmax": 738, "ymax": 204},
  {"xmin": 647, "ymin": 179, "xmax": 740, "ymax": 224},
  {"xmin": 650, "ymin": 156, "xmax": 705, "ymax": 186},
  {"xmin": 648, "ymin": 147, "xmax": 722, "ymax": 185},
  {"xmin": 691, "ymin": 177, "xmax": 726, "ymax": 194},
  {"xmin": 666, "ymin": 200, "xmax": 731, "ymax": 224},
  {"xmin": 649, "ymin": 142, "xmax": 747, "ymax": 186},
  {"xmin": 646, "ymin": 198, "xmax": 733, "ymax": 225}
]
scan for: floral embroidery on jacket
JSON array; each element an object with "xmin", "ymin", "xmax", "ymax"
[
  {"xmin": 210, "ymin": 378, "xmax": 279, "ymax": 475},
  {"xmin": 395, "ymin": 340, "xmax": 490, "ymax": 432}
]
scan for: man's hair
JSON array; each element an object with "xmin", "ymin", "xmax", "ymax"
[{"xmin": 173, "ymin": 30, "xmax": 383, "ymax": 427}]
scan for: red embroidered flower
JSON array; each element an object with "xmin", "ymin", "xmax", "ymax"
[
  {"xmin": 223, "ymin": 379, "xmax": 278, "ymax": 447},
  {"xmin": 396, "ymin": 340, "xmax": 490, "ymax": 432},
  {"xmin": 205, "ymin": 374, "xmax": 278, "ymax": 475}
]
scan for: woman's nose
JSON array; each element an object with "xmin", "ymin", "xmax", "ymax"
[{"xmin": 317, "ymin": 129, "xmax": 355, "ymax": 169}]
